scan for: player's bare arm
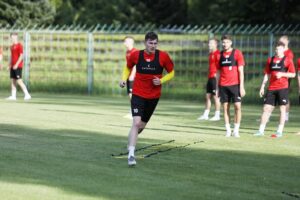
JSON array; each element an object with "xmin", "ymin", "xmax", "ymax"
[
  {"xmin": 238, "ymin": 66, "xmax": 246, "ymax": 97},
  {"xmin": 259, "ymin": 74, "xmax": 269, "ymax": 98}
]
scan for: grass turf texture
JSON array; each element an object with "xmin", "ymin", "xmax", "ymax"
[{"xmin": 0, "ymin": 94, "xmax": 299, "ymax": 200}]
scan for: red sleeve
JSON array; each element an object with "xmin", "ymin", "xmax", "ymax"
[
  {"xmin": 159, "ymin": 51, "xmax": 174, "ymax": 73},
  {"xmin": 285, "ymin": 58, "xmax": 295, "ymax": 73},
  {"xmin": 234, "ymin": 49, "xmax": 245, "ymax": 67},
  {"xmin": 127, "ymin": 50, "xmax": 139, "ymax": 69},
  {"xmin": 297, "ymin": 58, "xmax": 300, "ymax": 70},
  {"xmin": 264, "ymin": 58, "xmax": 271, "ymax": 74}
]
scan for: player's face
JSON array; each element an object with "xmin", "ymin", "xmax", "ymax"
[
  {"xmin": 124, "ymin": 38, "xmax": 134, "ymax": 49},
  {"xmin": 275, "ymin": 46, "xmax": 284, "ymax": 56},
  {"xmin": 11, "ymin": 35, "xmax": 18, "ymax": 43},
  {"xmin": 222, "ymin": 39, "xmax": 232, "ymax": 51},
  {"xmin": 145, "ymin": 39, "xmax": 158, "ymax": 54},
  {"xmin": 208, "ymin": 40, "xmax": 217, "ymax": 52}
]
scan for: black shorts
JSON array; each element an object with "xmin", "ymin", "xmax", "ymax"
[
  {"xmin": 219, "ymin": 84, "xmax": 241, "ymax": 103},
  {"xmin": 10, "ymin": 68, "xmax": 22, "ymax": 79},
  {"xmin": 126, "ymin": 80, "xmax": 134, "ymax": 94},
  {"xmin": 206, "ymin": 78, "xmax": 217, "ymax": 95},
  {"xmin": 131, "ymin": 94, "xmax": 159, "ymax": 123},
  {"xmin": 264, "ymin": 88, "xmax": 289, "ymax": 106}
]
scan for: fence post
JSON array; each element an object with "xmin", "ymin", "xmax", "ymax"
[
  {"xmin": 269, "ymin": 33, "xmax": 274, "ymax": 57},
  {"xmin": 24, "ymin": 31, "xmax": 31, "ymax": 88},
  {"xmin": 87, "ymin": 32, "xmax": 94, "ymax": 95}
]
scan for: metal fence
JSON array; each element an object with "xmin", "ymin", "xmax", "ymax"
[{"xmin": 0, "ymin": 24, "xmax": 299, "ymax": 102}]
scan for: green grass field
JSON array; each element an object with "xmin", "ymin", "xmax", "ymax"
[{"xmin": 0, "ymin": 94, "xmax": 299, "ymax": 200}]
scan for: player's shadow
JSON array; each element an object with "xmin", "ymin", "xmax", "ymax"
[{"xmin": 0, "ymin": 123, "xmax": 299, "ymax": 200}]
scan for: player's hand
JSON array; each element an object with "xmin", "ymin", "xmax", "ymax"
[
  {"xmin": 259, "ymin": 88, "xmax": 264, "ymax": 98},
  {"xmin": 275, "ymin": 72, "xmax": 283, "ymax": 79},
  {"xmin": 13, "ymin": 65, "xmax": 18, "ymax": 70},
  {"xmin": 152, "ymin": 76, "xmax": 161, "ymax": 86},
  {"xmin": 240, "ymin": 88, "xmax": 246, "ymax": 97},
  {"xmin": 119, "ymin": 80, "xmax": 126, "ymax": 88}
]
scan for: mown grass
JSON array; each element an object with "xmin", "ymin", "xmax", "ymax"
[{"xmin": 0, "ymin": 93, "xmax": 299, "ymax": 200}]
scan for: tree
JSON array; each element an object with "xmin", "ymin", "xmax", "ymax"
[{"xmin": 0, "ymin": 0, "xmax": 55, "ymax": 27}]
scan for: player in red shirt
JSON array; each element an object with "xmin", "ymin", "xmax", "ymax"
[
  {"xmin": 123, "ymin": 36, "xmax": 138, "ymax": 119},
  {"xmin": 255, "ymin": 42, "xmax": 295, "ymax": 138},
  {"xmin": 6, "ymin": 33, "xmax": 31, "ymax": 100},
  {"xmin": 119, "ymin": 32, "xmax": 174, "ymax": 166},
  {"xmin": 216, "ymin": 35, "xmax": 246, "ymax": 137},
  {"xmin": 198, "ymin": 38, "xmax": 221, "ymax": 121},
  {"xmin": 279, "ymin": 35, "xmax": 294, "ymax": 121}
]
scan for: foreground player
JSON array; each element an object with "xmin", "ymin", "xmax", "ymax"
[
  {"xmin": 255, "ymin": 42, "xmax": 295, "ymax": 138},
  {"xmin": 119, "ymin": 32, "xmax": 175, "ymax": 166},
  {"xmin": 216, "ymin": 35, "xmax": 246, "ymax": 137},
  {"xmin": 6, "ymin": 33, "xmax": 31, "ymax": 100},
  {"xmin": 279, "ymin": 35, "xmax": 294, "ymax": 121},
  {"xmin": 198, "ymin": 38, "xmax": 221, "ymax": 121},
  {"xmin": 123, "ymin": 36, "xmax": 138, "ymax": 119}
]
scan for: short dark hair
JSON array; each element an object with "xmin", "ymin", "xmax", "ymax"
[
  {"xmin": 145, "ymin": 32, "xmax": 158, "ymax": 41},
  {"xmin": 221, "ymin": 34, "xmax": 232, "ymax": 41},
  {"xmin": 275, "ymin": 41, "xmax": 285, "ymax": 47}
]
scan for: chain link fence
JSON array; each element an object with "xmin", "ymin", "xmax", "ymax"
[{"xmin": 0, "ymin": 24, "xmax": 299, "ymax": 102}]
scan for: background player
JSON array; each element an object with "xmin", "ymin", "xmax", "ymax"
[
  {"xmin": 216, "ymin": 35, "xmax": 246, "ymax": 137},
  {"xmin": 123, "ymin": 36, "xmax": 138, "ymax": 119},
  {"xmin": 255, "ymin": 42, "xmax": 295, "ymax": 138},
  {"xmin": 119, "ymin": 32, "xmax": 175, "ymax": 166},
  {"xmin": 198, "ymin": 38, "xmax": 221, "ymax": 121},
  {"xmin": 6, "ymin": 33, "xmax": 31, "ymax": 100}
]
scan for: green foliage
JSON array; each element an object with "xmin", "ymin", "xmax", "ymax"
[{"xmin": 0, "ymin": 0, "xmax": 55, "ymax": 26}]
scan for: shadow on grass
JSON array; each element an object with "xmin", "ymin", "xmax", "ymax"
[{"xmin": 0, "ymin": 124, "xmax": 299, "ymax": 200}]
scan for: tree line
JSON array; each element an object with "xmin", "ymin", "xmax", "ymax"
[{"xmin": 0, "ymin": 0, "xmax": 299, "ymax": 27}]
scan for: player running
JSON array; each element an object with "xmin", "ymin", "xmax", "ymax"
[
  {"xmin": 119, "ymin": 32, "xmax": 175, "ymax": 166},
  {"xmin": 198, "ymin": 38, "xmax": 221, "ymax": 121},
  {"xmin": 6, "ymin": 33, "xmax": 31, "ymax": 101},
  {"xmin": 255, "ymin": 41, "xmax": 295, "ymax": 138},
  {"xmin": 216, "ymin": 35, "xmax": 246, "ymax": 137}
]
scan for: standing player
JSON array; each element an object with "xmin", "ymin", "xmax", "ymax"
[
  {"xmin": 123, "ymin": 36, "xmax": 138, "ymax": 119},
  {"xmin": 216, "ymin": 35, "xmax": 246, "ymax": 137},
  {"xmin": 119, "ymin": 32, "xmax": 175, "ymax": 166},
  {"xmin": 6, "ymin": 33, "xmax": 31, "ymax": 100},
  {"xmin": 198, "ymin": 38, "xmax": 221, "ymax": 121},
  {"xmin": 279, "ymin": 35, "xmax": 294, "ymax": 121},
  {"xmin": 255, "ymin": 42, "xmax": 295, "ymax": 138}
]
